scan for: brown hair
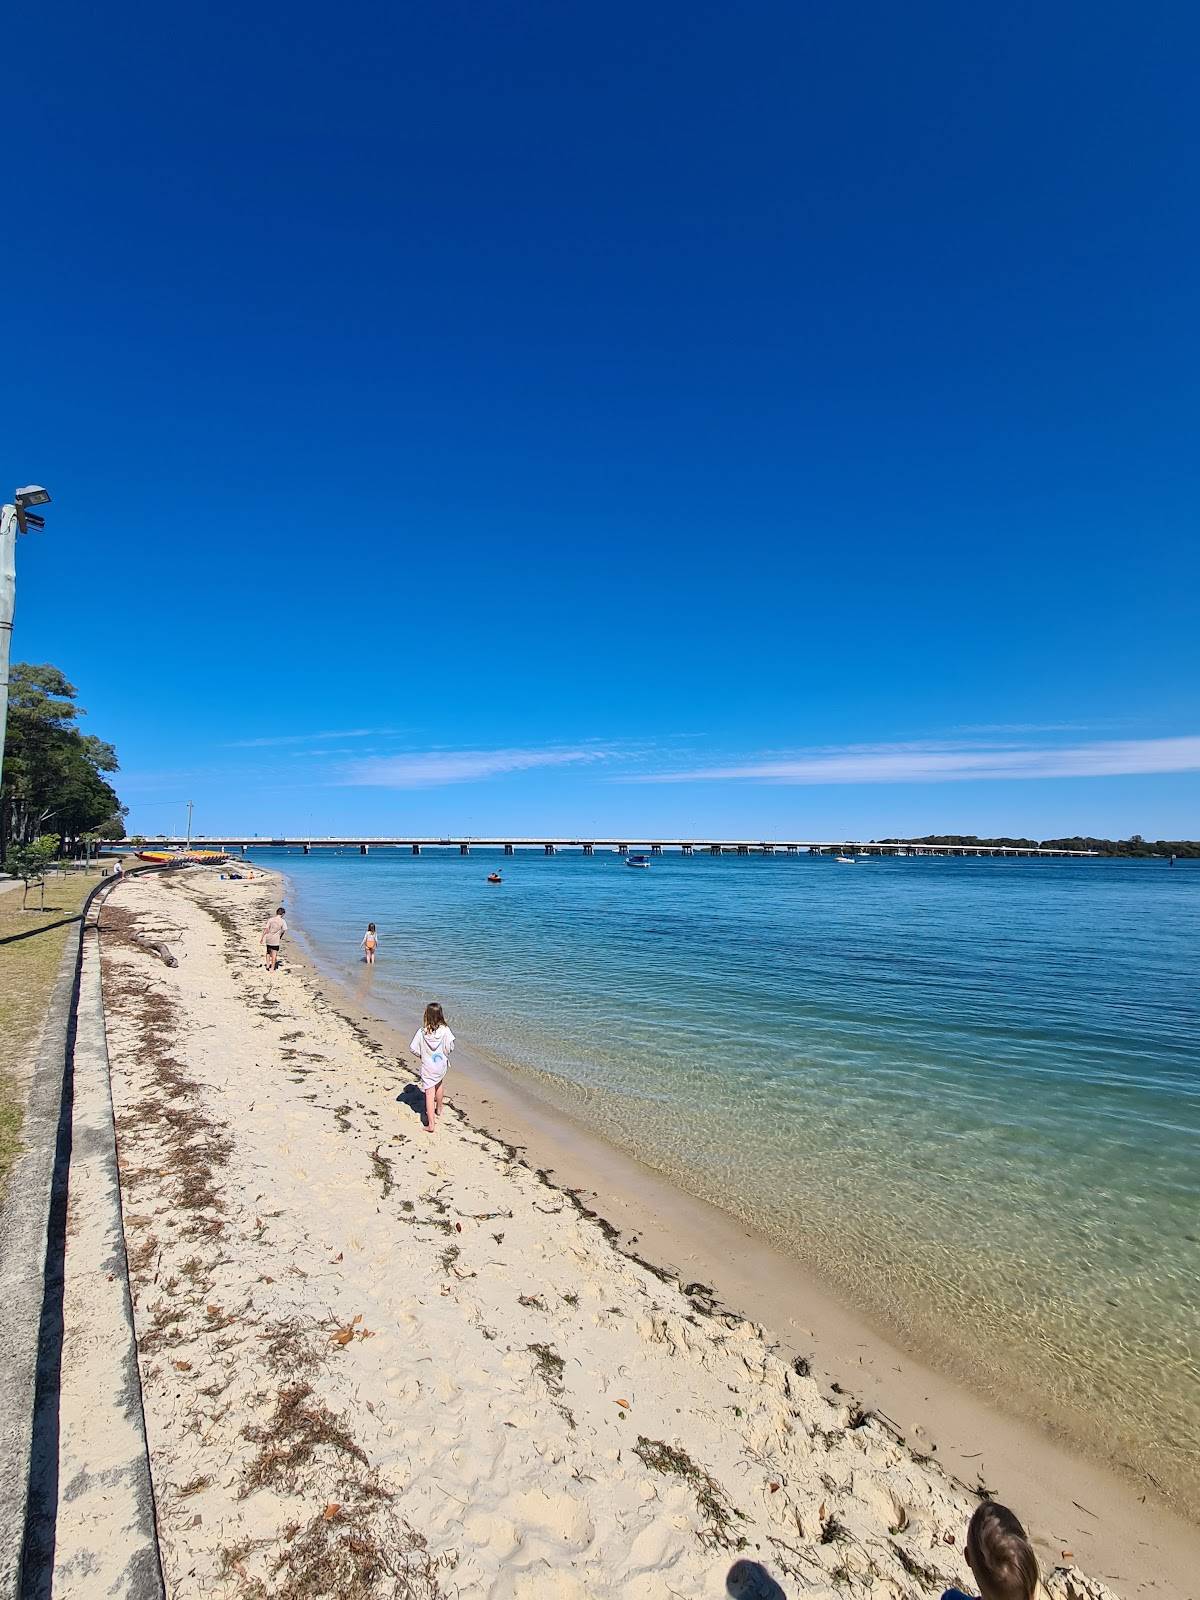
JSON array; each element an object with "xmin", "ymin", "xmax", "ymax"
[
  {"xmin": 423, "ymin": 1001, "xmax": 446, "ymax": 1031},
  {"xmin": 966, "ymin": 1502, "xmax": 1040, "ymax": 1600}
]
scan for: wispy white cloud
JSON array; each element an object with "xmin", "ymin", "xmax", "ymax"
[
  {"xmin": 949, "ymin": 721, "xmax": 1098, "ymax": 736},
  {"xmin": 630, "ymin": 735, "xmax": 1200, "ymax": 786},
  {"xmin": 229, "ymin": 728, "xmax": 389, "ymax": 749},
  {"xmin": 339, "ymin": 747, "xmax": 612, "ymax": 789}
]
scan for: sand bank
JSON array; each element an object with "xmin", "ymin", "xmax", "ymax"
[{"xmin": 98, "ymin": 869, "xmax": 1185, "ymax": 1597}]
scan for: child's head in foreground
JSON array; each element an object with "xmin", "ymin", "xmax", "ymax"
[
  {"xmin": 423, "ymin": 1001, "xmax": 446, "ymax": 1030},
  {"xmin": 966, "ymin": 1501, "xmax": 1039, "ymax": 1600}
]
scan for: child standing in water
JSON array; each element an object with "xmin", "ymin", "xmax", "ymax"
[
  {"xmin": 410, "ymin": 1002, "xmax": 454, "ymax": 1133},
  {"xmin": 361, "ymin": 923, "xmax": 378, "ymax": 964}
]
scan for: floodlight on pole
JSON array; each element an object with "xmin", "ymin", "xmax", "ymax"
[{"xmin": 1, "ymin": 483, "xmax": 52, "ymax": 805}]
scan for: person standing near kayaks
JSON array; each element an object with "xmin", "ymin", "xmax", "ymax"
[{"xmin": 410, "ymin": 1002, "xmax": 454, "ymax": 1133}]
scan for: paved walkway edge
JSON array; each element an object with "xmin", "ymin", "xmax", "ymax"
[
  {"xmin": 0, "ymin": 904, "xmax": 84, "ymax": 1599},
  {"xmin": 0, "ymin": 869, "xmax": 167, "ymax": 1599}
]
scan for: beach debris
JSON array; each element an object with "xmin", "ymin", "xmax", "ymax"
[
  {"xmin": 819, "ymin": 1511, "xmax": 848, "ymax": 1545},
  {"xmin": 633, "ymin": 1436, "xmax": 747, "ymax": 1551},
  {"xmin": 240, "ymin": 1382, "xmax": 368, "ymax": 1495},
  {"xmin": 368, "ymin": 1147, "xmax": 394, "ymax": 1198},
  {"xmin": 330, "ymin": 1315, "xmax": 363, "ymax": 1347},
  {"xmin": 527, "ymin": 1342, "xmax": 565, "ymax": 1393},
  {"xmin": 323, "ymin": 1502, "xmax": 341, "ymax": 1521},
  {"xmin": 891, "ymin": 1542, "xmax": 943, "ymax": 1587},
  {"xmin": 615, "ymin": 1398, "xmax": 630, "ymax": 1409}
]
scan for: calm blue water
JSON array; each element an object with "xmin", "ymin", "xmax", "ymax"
[{"xmin": 250, "ymin": 849, "xmax": 1199, "ymax": 1504}]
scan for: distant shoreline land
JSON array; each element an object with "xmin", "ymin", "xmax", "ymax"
[{"xmin": 878, "ymin": 833, "xmax": 1200, "ymax": 857}]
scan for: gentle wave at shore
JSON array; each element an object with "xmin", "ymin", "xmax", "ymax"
[{"xmin": 257, "ymin": 849, "xmax": 1200, "ymax": 1507}]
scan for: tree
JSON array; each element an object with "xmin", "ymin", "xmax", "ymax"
[
  {"xmin": 1, "ymin": 664, "xmax": 125, "ymax": 858},
  {"xmin": 3, "ymin": 835, "xmax": 60, "ymax": 910}
]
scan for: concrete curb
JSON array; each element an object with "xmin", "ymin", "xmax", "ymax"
[
  {"xmin": 0, "ymin": 868, "xmax": 169, "ymax": 1599},
  {"xmin": 0, "ymin": 908, "xmax": 84, "ymax": 1599}
]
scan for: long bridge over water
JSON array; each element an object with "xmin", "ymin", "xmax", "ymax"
[{"xmin": 124, "ymin": 836, "xmax": 1099, "ymax": 858}]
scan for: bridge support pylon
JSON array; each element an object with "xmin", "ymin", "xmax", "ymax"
[
  {"xmin": 709, "ymin": 844, "xmax": 721, "ymax": 855},
  {"xmin": 504, "ymin": 843, "xmax": 514, "ymax": 856},
  {"xmin": 681, "ymin": 844, "xmax": 693, "ymax": 855},
  {"xmin": 303, "ymin": 843, "xmax": 310, "ymax": 855},
  {"xmin": 360, "ymin": 843, "xmax": 369, "ymax": 855},
  {"xmin": 412, "ymin": 844, "xmax": 421, "ymax": 855},
  {"xmin": 582, "ymin": 843, "xmax": 594, "ymax": 855},
  {"xmin": 459, "ymin": 843, "xmax": 470, "ymax": 855},
  {"xmin": 544, "ymin": 843, "xmax": 556, "ymax": 855}
]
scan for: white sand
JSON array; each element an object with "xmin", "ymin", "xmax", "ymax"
[{"xmin": 100, "ymin": 869, "xmax": 1127, "ymax": 1599}]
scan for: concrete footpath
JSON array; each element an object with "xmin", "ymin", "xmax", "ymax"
[{"xmin": 0, "ymin": 873, "xmax": 164, "ymax": 1599}]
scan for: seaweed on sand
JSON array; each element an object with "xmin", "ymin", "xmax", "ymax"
[
  {"xmin": 223, "ymin": 1504, "xmax": 455, "ymax": 1600},
  {"xmin": 526, "ymin": 1342, "xmax": 565, "ymax": 1391},
  {"xmin": 633, "ymin": 1436, "xmax": 747, "ymax": 1550},
  {"xmin": 240, "ymin": 1383, "xmax": 368, "ymax": 1495}
]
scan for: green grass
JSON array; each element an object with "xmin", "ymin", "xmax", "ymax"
[{"xmin": 0, "ymin": 866, "xmax": 109, "ymax": 1194}]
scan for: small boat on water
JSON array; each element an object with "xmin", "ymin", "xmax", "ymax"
[
  {"xmin": 626, "ymin": 853, "xmax": 650, "ymax": 869},
  {"xmin": 487, "ymin": 872, "xmax": 502, "ymax": 884},
  {"xmin": 835, "ymin": 854, "xmax": 855, "ymax": 864}
]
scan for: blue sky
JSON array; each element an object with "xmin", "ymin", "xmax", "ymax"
[{"xmin": 4, "ymin": 2, "xmax": 1198, "ymax": 839}]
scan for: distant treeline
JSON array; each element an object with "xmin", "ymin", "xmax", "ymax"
[{"xmin": 878, "ymin": 834, "xmax": 1199, "ymax": 858}]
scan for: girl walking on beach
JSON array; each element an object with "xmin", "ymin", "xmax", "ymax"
[
  {"xmin": 361, "ymin": 923, "xmax": 378, "ymax": 964},
  {"xmin": 410, "ymin": 1002, "xmax": 454, "ymax": 1133}
]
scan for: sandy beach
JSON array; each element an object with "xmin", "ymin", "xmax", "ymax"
[{"xmin": 96, "ymin": 867, "xmax": 1193, "ymax": 1598}]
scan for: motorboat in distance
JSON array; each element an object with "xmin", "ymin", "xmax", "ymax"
[
  {"xmin": 487, "ymin": 872, "xmax": 503, "ymax": 884},
  {"xmin": 626, "ymin": 853, "xmax": 651, "ymax": 869},
  {"xmin": 835, "ymin": 854, "xmax": 856, "ymax": 864}
]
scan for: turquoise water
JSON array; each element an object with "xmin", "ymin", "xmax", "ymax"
[{"xmin": 253, "ymin": 849, "xmax": 1199, "ymax": 1505}]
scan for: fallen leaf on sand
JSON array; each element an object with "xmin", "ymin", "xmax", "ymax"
[
  {"xmin": 331, "ymin": 1327, "xmax": 354, "ymax": 1346},
  {"xmin": 942, "ymin": 1532, "xmax": 956, "ymax": 1545},
  {"xmin": 324, "ymin": 1503, "xmax": 341, "ymax": 1521},
  {"xmin": 206, "ymin": 1304, "xmax": 221, "ymax": 1316},
  {"xmin": 455, "ymin": 1222, "xmax": 463, "ymax": 1232},
  {"xmin": 615, "ymin": 1399, "xmax": 630, "ymax": 1409},
  {"xmin": 769, "ymin": 1482, "xmax": 780, "ymax": 1493},
  {"xmin": 171, "ymin": 1360, "xmax": 193, "ymax": 1372}
]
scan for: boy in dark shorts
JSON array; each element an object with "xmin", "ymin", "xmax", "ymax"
[{"xmin": 261, "ymin": 906, "xmax": 287, "ymax": 970}]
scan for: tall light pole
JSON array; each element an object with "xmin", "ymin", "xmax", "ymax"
[{"xmin": 0, "ymin": 485, "xmax": 51, "ymax": 802}]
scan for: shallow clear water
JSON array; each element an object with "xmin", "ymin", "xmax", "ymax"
[{"xmin": 252, "ymin": 848, "xmax": 1200, "ymax": 1504}]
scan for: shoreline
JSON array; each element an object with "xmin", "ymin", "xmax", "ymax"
[{"xmin": 275, "ymin": 868, "xmax": 1200, "ymax": 1596}]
